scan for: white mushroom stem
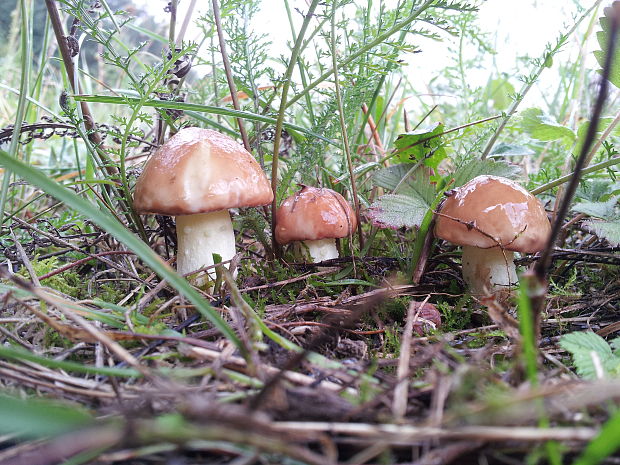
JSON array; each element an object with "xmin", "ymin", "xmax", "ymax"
[
  {"xmin": 302, "ymin": 238, "xmax": 339, "ymax": 263},
  {"xmin": 461, "ymin": 245, "xmax": 518, "ymax": 296},
  {"xmin": 175, "ymin": 210, "xmax": 236, "ymax": 286}
]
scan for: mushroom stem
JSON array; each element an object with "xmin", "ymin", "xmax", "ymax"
[
  {"xmin": 461, "ymin": 245, "xmax": 517, "ymax": 296},
  {"xmin": 302, "ymin": 238, "xmax": 339, "ymax": 263},
  {"xmin": 175, "ymin": 210, "xmax": 236, "ymax": 285}
]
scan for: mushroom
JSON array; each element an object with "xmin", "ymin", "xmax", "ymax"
[
  {"xmin": 434, "ymin": 175, "xmax": 550, "ymax": 297},
  {"xmin": 133, "ymin": 127, "xmax": 273, "ymax": 285},
  {"xmin": 411, "ymin": 301, "xmax": 442, "ymax": 336},
  {"xmin": 275, "ymin": 185, "xmax": 357, "ymax": 262}
]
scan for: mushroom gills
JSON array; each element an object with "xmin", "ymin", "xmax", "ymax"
[
  {"xmin": 175, "ymin": 210, "xmax": 236, "ymax": 285},
  {"xmin": 461, "ymin": 245, "xmax": 518, "ymax": 296},
  {"xmin": 301, "ymin": 238, "xmax": 339, "ymax": 263}
]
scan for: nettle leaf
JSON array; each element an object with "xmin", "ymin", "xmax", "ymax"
[
  {"xmin": 489, "ymin": 143, "xmax": 535, "ymax": 158},
  {"xmin": 559, "ymin": 331, "xmax": 620, "ymax": 379},
  {"xmin": 583, "ymin": 219, "xmax": 620, "ymax": 246},
  {"xmin": 368, "ymin": 193, "xmax": 430, "ymax": 229},
  {"xmin": 372, "ymin": 164, "xmax": 436, "ymax": 202},
  {"xmin": 520, "ymin": 108, "xmax": 576, "ymax": 146},
  {"xmin": 451, "ymin": 159, "xmax": 521, "ymax": 188},
  {"xmin": 573, "ymin": 196, "xmax": 619, "ymax": 219},
  {"xmin": 394, "ymin": 122, "xmax": 447, "ymax": 170},
  {"xmin": 574, "ymin": 196, "xmax": 620, "ymax": 245},
  {"xmin": 369, "ymin": 164, "xmax": 435, "ymax": 229},
  {"xmin": 594, "ymin": 10, "xmax": 620, "ymax": 89}
]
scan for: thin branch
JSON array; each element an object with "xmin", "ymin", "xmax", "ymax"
[
  {"xmin": 534, "ymin": 4, "xmax": 619, "ymax": 281},
  {"xmin": 330, "ymin": 1, "xmax": 364, "ymax": 250},
  {"xmin": 44, "ymin": 0, "xmax": 103, "ymax": 148},
  {"xmin": 211, "ymin": 0, "xmax": 251, "ymax": 153}
]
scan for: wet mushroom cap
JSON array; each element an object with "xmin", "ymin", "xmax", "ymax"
[
  {"xmin": 434, "ymin": 175, "xmax": 550, "ymax": 253},
  {"xmin": 275, "ymin": 186, "xmax": 357, "ymax": 244},
  {"xmin": 133, "ymin": 127, "xmax": 273, "ymax": 215}
]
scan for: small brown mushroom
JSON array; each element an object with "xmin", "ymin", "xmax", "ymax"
[
  {"xmin": 434, "ymin": 175, "xmax": 551, "ymax": 296},
  {"xmin": 275, "ymin": 186, "xmax": 357, "ymax": 262},
  {"xmin": 411, "ymin": 301, "xmax": 442, "ymax": 336},
  {"xmin": 133, "ymin": 127, "xmax": 273, "ymax": 284}
]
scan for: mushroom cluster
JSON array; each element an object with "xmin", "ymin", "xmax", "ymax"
[
  {"xmin": 275, "ymin": 185, "xmax": 357, "ymax": 263},
  {"xmin": 434, "ymin": 175, "xmax": 551, "ymax": 297},
  {"xmin": 133, "ymin": 127, "xmax": 273, "ymax": 285}
]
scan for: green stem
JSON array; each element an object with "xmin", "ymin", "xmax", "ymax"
[
  {"xmin": 330, "ymin": 1, "xmax": 364, "ymax": 251},
  {"xmin": 284, "ymin": 0, "xmax": 437, "ymax": 110},
  {"xmin": 270, "ymin": 0, "xmax": 322, "ymax": 257},
  {"xmin": 531, "ymin": 156, "xmax": 620, "ymax": 195}
]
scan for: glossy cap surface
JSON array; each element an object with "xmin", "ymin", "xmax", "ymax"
[
  {"xmin": 275, "ymin": 186, "xmax": 357, "ymax": 244},
  {"xmin": 133, "ymin": 127, "xmax": 273, "ymax": 215},
  {"xmin": 434, "ymin": 175, "xmax": 550, "ymax": 253}
]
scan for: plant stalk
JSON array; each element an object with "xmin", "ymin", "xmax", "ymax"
[{"xmin": 270, "ymin": 0, "xmax": 322, "ymax": 257}]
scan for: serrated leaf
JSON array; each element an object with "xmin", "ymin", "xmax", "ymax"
[
  {"xmin": 559, "ymin": 331, "xmax": 619, "ymax": 379},
  {"xmin": 372, "ymin": 163, "xmax": 436, "ymax": 201},
  {"xmin": 583, "ymin": 219, "xmax": 620, "ymax": 246},
  {"xmin": 489, "ymin": 142, "xmax": 535, "ymax": 158},
  {"xmin": 394, "ymin": 122, "xmax": 447, "ymax": 170},
  {"xmin": 520, "ymin": 108, "xmax": 576, "ymax": 146},
  {"xmin": 594, "ymin": 10, "xmax": 620, "ymax": 89},
  {"xmin": 573, "ymin": 196, "xmax": 619, "ymax": 219},
  {"xmin": 451, "ymin": 159, "xmax": 521, "ymax": 188},
  {"xmin": 368, "ymin": 193, "xmax": 430, "ymax": 229}
]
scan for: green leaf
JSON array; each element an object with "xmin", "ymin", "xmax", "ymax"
[
  {"xmin": 0, "ymin": 395, "xmax": 93, "ymax": 438},
  {"xmin": 594, "ymin": 10, "xmax": 620, "ymax": 89},
  {"xmin": 368, "ymin": 193, "xmax": 430, "ymax": 229},
  {"xmin": 393, "ymin": 122, "xmax": 447, "ymax": 170},
  {"xmin": 583, "ymin": 219, "xmax": 620, "ymax": 246},
  {"xmin": 489, "ymin": 143, "xmax": 535, "ymax": 158},
  {"xmin": 574, "ymin": 117, "xmax": 620, "ymax": 156},
  {"xmin": 485, "ymin": 77, "xmax": 516, "ymax": 111},
  {"xmin": 0, "ymin": 149, "xmax": 242, "ymax": 351},
  {"xmin": 519, "ymin": 108, "xmax": 576, "ymax": 146},
  {"xmin": 559, "ymin": 331, "xmax": 620, "ymax": 379},
  {"xmin": 372, "ymin": 164, "xmax": 435, "ymax": 201},
  {"xmin": 572, "ymin": 408, "xmax": 620, "ymax": 465},
  {"xmin": 573, "ymin": 197, "xmax": 619, "ymax": 219},
  {"xmin": 451, "ymin": 159, "xmax": 521, "ymax": 188}
]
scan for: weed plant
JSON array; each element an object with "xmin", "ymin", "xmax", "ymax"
[{"xmin": 0, "ymin": 1, "xmax": 619, "ymax": 464}]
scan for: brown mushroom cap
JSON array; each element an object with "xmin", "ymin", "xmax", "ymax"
[
  {"xmin": 434, "ymin": 175, "xmax": 550, "ymax": 253},
  {"xmin": 133, "ymin": 127, "xmax": 273, "ymax": 215},
  {"xmin": 275, "ymin": 186, "xmax": 357, "ymax": 244}
]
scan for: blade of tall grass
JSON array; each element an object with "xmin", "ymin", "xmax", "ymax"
[
  {"xmin": 73, "ymin": 95, "xmax": 339, "ymax": 146},
  {"xmin": 572, "ymin": 408, "xmax": 620, "ymax": 465},
  {"xmin": 269, "ymin": 0, "xmax": 322, "ymax": 256},
  {"xmin": 0, "ymin": 0, "xmax": 32, "ymax": 225},
  {"xmin": 0, "ymin": 149, "xmax": 243, "ymax": 352},
  {"xmin": 0, "ymin": 394, "xmax": 93, "ymax": 437}
]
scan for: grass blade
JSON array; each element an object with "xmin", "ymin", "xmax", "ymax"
[{"xmin": 0, "ymin": 149, "xmax": 242, "ymax": 351}]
